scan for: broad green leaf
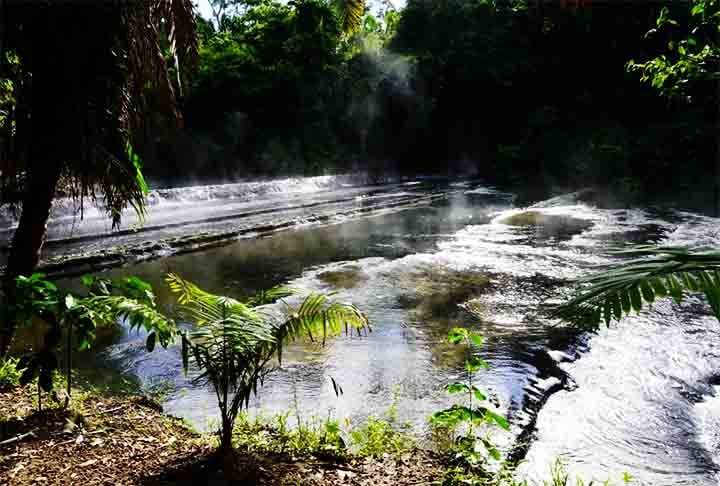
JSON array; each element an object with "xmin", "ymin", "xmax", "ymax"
[
  {"xmin": 483, "ymin": 409, "xmax": 510, "ymax": 430},
  {"xmin": 448, "ymin": 327, "xmax": 469, "ymax": 344},
  {"xmin": 481, "ymin": 437, "xmax": 502, "ymax": 460},
  {"xmin": 469, "ymin": 333, "xmax": 483, "ymax": 346},
  {"xmin": 465, "ymin": 356, "xmax": 490, "ymax": 373},
  {"xmin": 472, "ymin": 385, "xmax": 487, "ymax": 401},
  {"xmin": 447, "ymin": 382, "xmax": 469, "ymax": 394}
]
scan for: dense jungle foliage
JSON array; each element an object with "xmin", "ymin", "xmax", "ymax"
[{"xmin": 132, "ymin": 0, "xmax": 717, "ymax": 192}]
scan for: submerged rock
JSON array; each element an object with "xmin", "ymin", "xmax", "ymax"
[
  {"xmin": 498, "ymin": 210, "xmax": 593, "ymax": 239},
  {"xmin": 318, "ymin": 266, "xmax": 367, "ymax": 289}
]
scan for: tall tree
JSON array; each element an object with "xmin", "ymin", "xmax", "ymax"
[{"xmin": 0, "ymin": 0, "xmax": 198, "ymax": 357}]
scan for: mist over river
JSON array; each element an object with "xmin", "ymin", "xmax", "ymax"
[{"xmin": 4, "ymin": 176, "xmax": 720, "ymax": 485}]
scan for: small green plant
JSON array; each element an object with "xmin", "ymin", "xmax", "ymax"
[
  {"xmin": 0, "ymin": 356, "xmax": 21, "ymax": 390},
  {"xmin": 507, "ymin": 459, "xmax": 634, "ymax": 486},
  {"xmin": 432, "ymin": 327, "xmax": 509, "ymax": 484},
  {"xmin": 349, "ymin": 387, "xmax": 415, "ymax": 457},
  {"xmin": 350, "ymin": 414, "xmax": 413, "ymax": 457},
  {"xmin": 234, "ymin": 411, "xmax": 346, "ymax": 459},
  {"xmin": 167, "ymin": 273, "xmax": 370, "ymax": 459},
  {"xmin": 7, "ymin": 273, "xmax": 174, "ymax": 411}
]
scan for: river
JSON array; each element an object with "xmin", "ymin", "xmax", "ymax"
[{"xmin": 2, "ymin": 176, "xmax": 718, "ymax": 485}]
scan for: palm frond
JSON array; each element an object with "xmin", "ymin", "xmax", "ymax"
[
  {"xmin": 2, "ymin": 1, "xmax": 198, "ymax": 227},
  {"xmin": 165, "ymin": 273, "xmax": 259, "ymax": 324},
  {"xmin": 245, "ymin": 286, "xmax": 294, "ymax": 308},
  {"xmin": 333, "ymin": 0, "xmax": 365, "ymax": 34},
  {"xmin": 165, "ymin": 274, "xmax": 370, "ymax": 449},
  {"xmin": 280, "ymin": 293, "xmax": 370, "ymax": 349},
  {"xmin": 78, "ymin": 295, "xmax": 177, "ymax": 348},
  {"xmin": 554, "ymin": 246, "xmax": 720, "ymax": 328}
]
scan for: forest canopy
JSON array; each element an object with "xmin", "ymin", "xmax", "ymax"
[{"xmin": 125, "ymin": 0, "xmax": 716, "ymax": 193}]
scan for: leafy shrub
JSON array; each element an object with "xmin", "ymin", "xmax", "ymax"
[
  {"xmin": 350, "ymin": 414, "xmax": 413, "ymax": 457},
  {"xmin": 349, "ymin": 388, "xmax": 415, "ymax": 457},
  {"xmin": 9, "ymin": 273, "xmax": 174, "ymax": 410},
  {"xmin": 233, "ymin": 411, "xmax": 346, "ymax": 459},
  {"xmin": 431, "ymin": 327, "xmax": 509, "ymax": 485},
  {"xmin": 168, "ymin": 273, "xmax": 370, "ymax": 454},
  {"xmin": 0, "ymin": 357, "xmax": 21, "ymax": 390}
]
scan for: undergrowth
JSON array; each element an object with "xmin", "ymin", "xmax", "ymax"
[
  {"xmin": 232, "ymin": 388, "xmax": 415, "ymax": 460},
  {"xmin": 348, "ymin": 391, "xmax": 415, "ymax": 457},
  {"xmin": 0, "ymin": 357, "xmax": 21, "ymax": 390},
  {"xmin": 442, "ymin": 458, "xmax": 634, "ymax": 486}
]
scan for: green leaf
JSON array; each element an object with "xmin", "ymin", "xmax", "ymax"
[
  {"xmin": 610, "ymin": 293, "xmax": 622, "ymax": 320},
  {"xmin": 432, "ymin": 405, "xmax": 470, "ymax": 427},
  {"xmin": 448, "ymin": 327, "xmax": 469, "ymax": 344},
  {"xmin": 481, "ymin": 437, "xmax": 501, "ymax": 461},
  {"xmin": 620, "ymin": 290, "xmax": 632, "ymax": 313},
  {"xmin": 447, "ymin": 383, "xmax": 469, "ymax": 394},
  {"xmin": 469, "ymin": 333, "xmax": 483, "ymax": 346},
  {"xmin": 472, "ymin": 386, "xmax": 487, "ymax": 401},
  {"xmin": 640, "ymin": 281, "xmax": 655, "ymax": 303},
  {"xmin": 465, "ymin": 356, "xmax": 490, "ymax": 373},
  {"xmin": 482, "ymin": 409, "xmax": 509, "ymax": 430},
  {"xmin": 629, "ymin": 285, "xmax": 643, "ymax": 312}
]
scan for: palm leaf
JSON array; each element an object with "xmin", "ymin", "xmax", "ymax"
[
  {"xmin": 245, "ymin": 286, "xmax": 294, "ymax": 308},
  {"xmin": 554, "ymin": 246, "xmax": 720, "ymax": 328},
  {"xmin": 78, "ymin": 295, "xmax": 177, "ymax": 348},
  {"xmin": 2, "ymin": 1, "xmax": 198, "ymax": 228},
  {"xmin": 333, "ymin": 0, "xmax": 365, "ymax": 34},
  {"xmin": 166, "ymin": 274, "xmax": 370, "ymax": 421}
]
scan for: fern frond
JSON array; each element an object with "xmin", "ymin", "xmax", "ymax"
[
  {"xmin": 245, "ymin": 286, "xmax": 294, "ymax": 308},
  {"xmin": 281, "ymin": 293, "xmax": 370, "ymax": 349},
  {"xmin": 554, "ymin": 247, "xmax": 720, "ymax": 328},
  {"xmin": 333, "ymin": 0, "xmax": 365, "ymax": 34},
  {"xmin": 165, "ymin": 273, "xmax": 259, "ymax": 324},
  {"xmin": 78, "ymin": 295, "xmax": 177, "ymax": 348}
]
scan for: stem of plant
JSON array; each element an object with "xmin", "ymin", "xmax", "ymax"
[
  {"xmin": 467, "ymin": 335, "xmax": 473, "ymax": 439},
  {"xmin": 65, "ymin": 319, "xmax": 72, "ymax": 408}
]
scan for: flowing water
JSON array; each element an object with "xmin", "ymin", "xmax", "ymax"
[{"xmin": 5, "ymin": 176, "xmax": 720, "ymax": 485}]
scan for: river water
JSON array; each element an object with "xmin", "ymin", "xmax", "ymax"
[{"xmin": 4, "ymin": 176, "xmax": 719, "ymax": 485}]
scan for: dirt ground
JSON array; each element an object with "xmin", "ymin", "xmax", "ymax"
[{"xmin": 0, "ymin": 386, "xmax": 443, "ymax": 485}]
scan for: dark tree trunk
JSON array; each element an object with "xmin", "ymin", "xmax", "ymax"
[
  {"xmin": 0, "ymin": 161, "xmax": 61, "ymax": 357},
  {"xmin": 0, "ymin": 7, "xmax": 67, "ymax": 358},
  {"xmin": 5, "ymin": 164, "xmax": 61, "ymax": 277}
]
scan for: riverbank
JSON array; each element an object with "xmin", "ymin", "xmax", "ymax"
[{"xmin": 0, "ymin": 384, "xmax": 444, "ymax": 485}]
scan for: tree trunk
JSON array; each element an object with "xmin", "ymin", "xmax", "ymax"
[
  {"xmin": 0, "ymin": 161, "xmax": 61, "ymax": 357},
  {"xmin": 219, "ymin": 415, "xmax": 238, "ymax": 478},
  {"xmin": 0, "ymin": 6, "xmax": 68, "ymax": 358}
]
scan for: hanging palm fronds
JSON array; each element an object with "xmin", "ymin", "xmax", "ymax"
[
  {"xmin": 554, "ymin": 246, "xmax": 720, "ymax": 328},
  {"xmin": 0, "ymin": 0, "xmax": 198, "ymax": 227},
  {"xmin": 333, "ymin": 0, "xmax": 366, "ymax": 34}
]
